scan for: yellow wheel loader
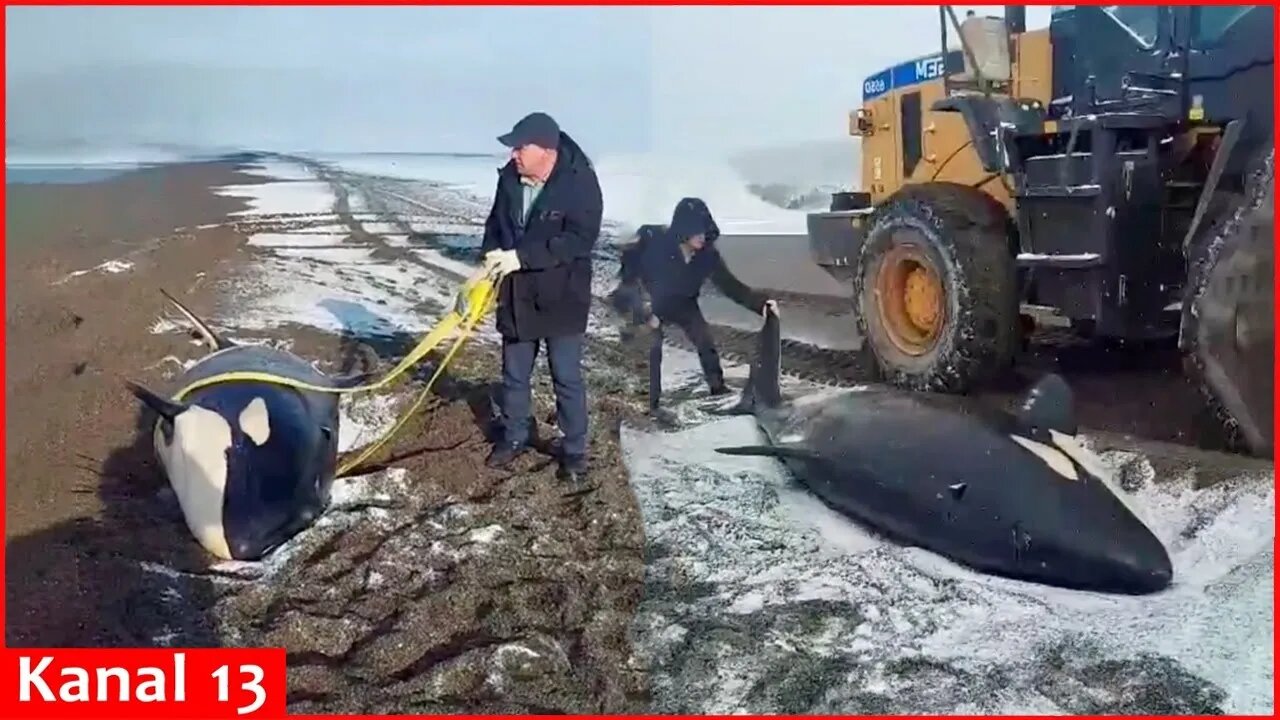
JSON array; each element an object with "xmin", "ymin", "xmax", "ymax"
[{"xmin": 807, "ymin": 5, "xmax": 1274, "ymax": 458}]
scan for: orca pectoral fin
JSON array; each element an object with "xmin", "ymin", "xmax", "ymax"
[
  {"xmin": 715, "ymin": 444, "xmax": 778, "ymax": 456},
  {"xmin": 715, "ymin": 444, "xmax": 818, "ymax": 461},
  {"xmin": 126, "ymin": 380, "xmax": 189, "ymax": 422},
  {"xmin": 160, "ymin": 287, "xmax": 235, "ymax": 351}
]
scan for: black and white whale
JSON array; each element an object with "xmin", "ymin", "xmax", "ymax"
[
  {"xmin": 715, "ymin": 308, "xmax": 1174, "ymax": 595},
  {"xmin": 127, "ymin": 290, "xmax": 374, "ymax": 562}
]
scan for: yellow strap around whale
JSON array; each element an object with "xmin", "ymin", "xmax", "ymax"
[{"xmin": 170, "ymin": 267, "xmax": 500, "ymax": 478}]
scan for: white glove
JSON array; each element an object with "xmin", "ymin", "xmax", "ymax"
[
  {"xmin": 762, "ymin": 299, "xmax": 779, "ymax": 317},
  {"xmin": 484, "ymin": 249, "xmax": 521, "ymax": 276}
]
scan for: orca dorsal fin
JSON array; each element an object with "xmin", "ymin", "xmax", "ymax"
[
  {"xmin": 126, "ymin": 381, "xmax": 189, "ymax": 421},
  {"xmin": 160, "ymin": 288, "xmax": 236, "ymax": 351},
  {"xmin": 1014, "ymin": 373, "xmax": 1078, "ymax": 436}
]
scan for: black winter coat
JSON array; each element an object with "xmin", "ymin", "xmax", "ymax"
[
  {"xmin": 480, "ymin": 131, "xmax": 603, "ymax": 341},
  {"xmin": 621, "ymin": 197, "xmax": 767, "ymax": 319}
]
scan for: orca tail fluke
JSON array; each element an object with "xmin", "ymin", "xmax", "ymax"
[
  {"xmin": 160, "ymin": 288, "xmax": 236, "ymax": 352},
  {"xmin": 737, "ymin": 306, "xmax": 784, "ymax": 413}
]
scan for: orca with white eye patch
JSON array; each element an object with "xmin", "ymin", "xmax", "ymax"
[
  {"xmin": 127, "ymin": 289, "xmax": 377, "ymax": 562},
  {"xmin": 711, "ymin": 308, "xmax": 1173, "ymax": 595}
]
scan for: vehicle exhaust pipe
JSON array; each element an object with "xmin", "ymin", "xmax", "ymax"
[{"xmin": 1005, "ymin": 5, "xmax": 1026, "ymax": 34}]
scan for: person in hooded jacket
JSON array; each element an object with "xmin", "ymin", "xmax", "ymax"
[
  {"xmin": 622, "ymin": 197, "xmax": 777, "ymax": 421},
  {"xmin": 479, "ymin": 112, "xmax": 602, "ymax": 485}
]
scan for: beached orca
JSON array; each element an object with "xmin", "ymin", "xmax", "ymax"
[
  {"xmin": 714, "ymin": 308, "xmax": 1174, "ymax": 595},
  {"xmin": 127, "ymin": 290, "xmax": 374, "ymax": 561}
]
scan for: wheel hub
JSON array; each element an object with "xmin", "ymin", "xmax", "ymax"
[
  {"xmin": 875, "ymin": 246, "xmax": 944, "ymax": 356},
  {"xmin": 904, "ymin": 267, "xmax": 941, "ymax": 329}
]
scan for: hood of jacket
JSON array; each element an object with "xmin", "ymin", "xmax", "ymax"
[{"xmin": 667, "ymin": 197, "xmax": 721, "ymax": 248}]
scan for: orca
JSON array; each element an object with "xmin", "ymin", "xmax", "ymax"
[
  {"xmin": 714, "ymin": 308, "xmax": 1174, "ymax": 595},
  {"xmin": 127, "ymin": 290, "xmax": 374, "ymax": 562}
]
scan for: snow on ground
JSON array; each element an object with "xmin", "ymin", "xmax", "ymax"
[
  {"xmin": 211, "ymin": 161, "xmax": 460, "ymax": 337},
  {"xmin": 53, "ymin": 258, "xmax": 135, "ymax": 285},
  {"xmin": 214, "ymin": 180, "xmax": 338, "ymax": 219},
  {"xmin": 238, "ymin": 159, "xmax": 325, "ymax": 183},
  {"xmin": 338, "ymin": 392, "xmax": 404, "ymax": 455},
  {"xmin": 620, "ymin": 374, "xmax": 1274, "ymax": 714}
]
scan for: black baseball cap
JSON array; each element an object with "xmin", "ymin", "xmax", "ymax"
[{"xmin": 498, "ymin": 112, "xmax": 561, "ymax": 150}]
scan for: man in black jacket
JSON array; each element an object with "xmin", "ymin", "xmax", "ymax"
[
  {"xmin": 616, "ymin": 197, "xmax": 777, "ymax": 420},
  {"xmin": 479, "ymin": 112, "xmax": 602, "ymax": 483}
]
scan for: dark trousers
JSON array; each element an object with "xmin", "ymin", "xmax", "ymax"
[
  {"xmin": 649, "ymin": 303, "xmax": 723, "ymax": 409},
  {"xmin": 500, "ymin": 334, "xmax": 588, "ymax": 457}
]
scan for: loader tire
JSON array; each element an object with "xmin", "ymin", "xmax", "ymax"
[
  {"xmin": 853, "ymin": 182, "xmax": 1018, "ymax": 393},
  {"xmin": 1182, "ymin": 147, "xmax": 1274, "ymax": 458}
]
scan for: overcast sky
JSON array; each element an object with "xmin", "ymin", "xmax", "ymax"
[{"xmin": 5, "ymin": 5, "xmax": 1051, "ymax": 157}]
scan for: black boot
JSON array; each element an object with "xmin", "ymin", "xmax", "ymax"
[
  {"xmin": 485, "ymin": 442, "xmax": 527, "ymax": 469},
  {"xmin": 557, "ymin": 452, "xmax": 591, "ymax": 491},
  {"xmin": 648, "ymin": 404, "xmax": 680, "ymax": 428}
]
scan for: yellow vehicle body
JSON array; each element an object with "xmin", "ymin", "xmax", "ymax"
[{"xmin": 856, "ymin": 26, "xmax": 1053, "ymax": 212}]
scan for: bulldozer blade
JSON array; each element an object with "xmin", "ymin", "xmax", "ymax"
[{"xmin": 1185, "ymin": 150, "xmax": 1274, "ymax": 458}]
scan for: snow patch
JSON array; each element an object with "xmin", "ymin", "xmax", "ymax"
[
  {"xmin": 410, "ymin": 248, "xmax": 478, "ymax": 279},
  {"xmin": 338, "ymin": 392, "xmax": 402, "ymax": 455},
  {"xmin": 54, "ymin": 258, "xmax": 135, "ymax": 284},
  {"xmin": 246, "ymin": 232, "xmax": 350, "ymax": 249},
  {"xmin": 239, "ymin": 160, "xmax": 320, "ymax": 183},
  {"xmin": 214, "ymin": 180, "xmax": 337, "ymax": 218},
  {"xmin": 232, "ymin": 253, "xmax": 449, "ymax": 336}
]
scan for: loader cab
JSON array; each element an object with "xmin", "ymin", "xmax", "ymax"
[
  {"xmin": 1046, "ymin": 5, "xmax": 1186, "ymax": 121},
  {"xmin": 1049, "ymin": 4, "xmax": 1272, "ymax": 170},
  {"xmin": 1049, "ymin": 6, "xmax": 1270, "ymax": 120}
]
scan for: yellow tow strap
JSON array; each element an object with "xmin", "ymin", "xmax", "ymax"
[{"xmin": 171, "ymin": 268, "xmax": 500, "ymax": 478}]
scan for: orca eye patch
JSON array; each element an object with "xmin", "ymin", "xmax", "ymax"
[{"xmin": 238, "ymin": 397, "xmax": 271, "ymax": 446}]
